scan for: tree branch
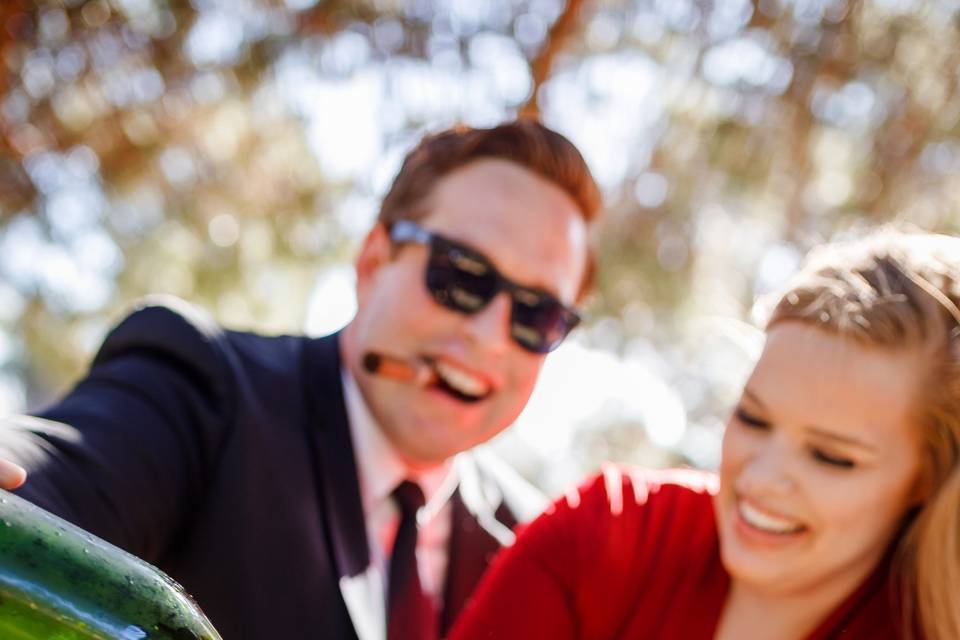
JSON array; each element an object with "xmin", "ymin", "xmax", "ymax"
[{"xmin": 520, "ymin": 0, "xmax": 591, "ymax": 120}]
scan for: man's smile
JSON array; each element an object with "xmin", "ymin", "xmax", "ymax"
[{"xmin": 429, "ymin": 358, "xmax": 494, "ymax": 403}]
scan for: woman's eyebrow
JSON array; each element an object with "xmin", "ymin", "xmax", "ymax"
[
  {"xmin": 743, "ymin": 387, "xmax": 880, "ymax": 454},
  {"xmin": 742, "ymin": 388, "xmax": 767, "ymax": 409},
  {"xmin": 805, "ymin": 427, "xmax": 879, "ymax": 454}
]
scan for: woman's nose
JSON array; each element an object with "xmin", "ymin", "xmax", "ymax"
[{"xmin": 737, "ymin": 438, "xmax": 796, "ymax": 496}]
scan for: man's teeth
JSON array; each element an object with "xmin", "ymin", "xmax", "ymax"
[
  {"xmin": 739, "ymin": 501, "xmax": 803, "ymax": 534},
  {"xmin": 434, "ymin": 361, "xmax": 489, "ymax": 398}
]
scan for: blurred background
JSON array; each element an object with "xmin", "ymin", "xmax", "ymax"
[{"xmin": 1, "ymin": 0, "xmax": 959, "ymax": 494}]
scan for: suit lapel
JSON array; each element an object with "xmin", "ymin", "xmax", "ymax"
[
  {"xmin": 304, "ymin": 333, "xmax": 384, "ymax": 640},
  {"xmin": 440, "ymin": 489, "xmax": 513, "ymax": 636},
  {"xmin": 439, "ymin": 455, "xmax": 522, "ymax": 635}
]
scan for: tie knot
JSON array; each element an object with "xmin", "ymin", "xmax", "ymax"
[{"xmin": 392, "ymin": 480, "xmax": 425, "ymax": 515}]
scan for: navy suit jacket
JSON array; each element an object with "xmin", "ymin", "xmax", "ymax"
[{"xmin": 0, "ymin": 296, "xmax": 545, "ymax": 639}]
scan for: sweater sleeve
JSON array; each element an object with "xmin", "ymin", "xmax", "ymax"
[
  {"xmin": 447, "ymin": 479, "xmax": 592, "ymax": 640},
  {"xmin": 0, "ymin": 298, "xmax": 234, "ymax": 561},
  {"xmin": 448, "ymin": 465, "xmax": 711, "ymax": 639}
]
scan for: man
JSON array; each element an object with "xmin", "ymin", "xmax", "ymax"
[{"xmin": 0, "ymin": 120, "xmax": 601, "ymax": 639}]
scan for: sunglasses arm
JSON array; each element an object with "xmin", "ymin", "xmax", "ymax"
[{"xmin": 388, "ymin": 220, "xmax": 433, "ymax": 245}]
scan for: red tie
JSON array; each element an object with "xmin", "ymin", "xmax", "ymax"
[{"xmin": 387, "ymin": 481, "xmax": 438, "ymax": 640}]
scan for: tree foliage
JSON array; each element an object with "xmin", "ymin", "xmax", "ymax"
[{"xmin": 2, "ymin": 0, "xmax": 959, "ymax": 481}]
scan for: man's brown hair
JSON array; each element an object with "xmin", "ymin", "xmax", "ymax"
[{"xmin": 379, "ymin": 120, "xmax": 602, "ymax": 299}]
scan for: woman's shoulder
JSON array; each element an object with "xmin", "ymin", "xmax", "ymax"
[
  {"xmin": 537, "ymin": 464, "xmax": 721, "ymax": 569},
  {"xmin": 514, "ymin": 464, "xmax": 721, "ymax": 568},
  {"xmin": 449, "ymin": 465, "xmax": 727, "ymax": 640},
  {"xmin": 532, "ymin": 465, "xmax": 725, "ymax": 638},
  {"xmin": 569, "ymin": 464, "xmax": 719, "ymax": 521}
]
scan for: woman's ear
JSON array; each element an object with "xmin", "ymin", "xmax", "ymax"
[
  {"xmin": 355, "ymin": 223, "xmax": 392, "ymax": 305},
  {"xmin": 908, "ymin": 466, "xmax": 933, "ymax": 509}
]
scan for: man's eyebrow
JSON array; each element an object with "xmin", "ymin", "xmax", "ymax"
[
  {"xmin": 450, "ymin": 250, "xmax": 489, "ymax": 275},
  {"xmin": 445, "ymin": 232, "xmax": 565, "ymax": 299}
]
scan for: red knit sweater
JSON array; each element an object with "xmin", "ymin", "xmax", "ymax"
[{"xmin": 450, "ymin": 466, "xmax": 905, "ymax": 640}]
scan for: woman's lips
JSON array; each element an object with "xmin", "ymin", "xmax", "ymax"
[{"xmin": 733, "ymin": 497, "xmax": 808, "ymax": 546}]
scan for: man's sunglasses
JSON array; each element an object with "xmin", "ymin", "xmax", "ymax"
[{"xmin": 388, "ymin": 220, "xmax": 581, "ymax": 354}]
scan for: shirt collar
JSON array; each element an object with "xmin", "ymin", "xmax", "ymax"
[{"xmin": 342, "ymin": 368, "xmax": 457, "ymax": 519}]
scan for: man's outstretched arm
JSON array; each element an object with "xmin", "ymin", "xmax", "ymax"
[{"xmin": 0, "ymin": 299, "xmax": 234, "ymax": 561}]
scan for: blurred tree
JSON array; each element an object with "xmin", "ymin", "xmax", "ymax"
[
  {"xmin": 3, "ymin": 0, "xmax": 960, "ymax": 485},
  {"xmin": 0, "ymin": 0, "xmax": 594, "ymax": 405}
]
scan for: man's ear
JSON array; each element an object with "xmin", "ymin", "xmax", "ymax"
[{"xmin": 355, "ymin": 223, "xmax": 392, "ymax": 305}]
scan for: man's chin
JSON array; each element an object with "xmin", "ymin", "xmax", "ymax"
[{"xmin": 396, "ymin": 444, "xmax": 459, "ymax": 471}]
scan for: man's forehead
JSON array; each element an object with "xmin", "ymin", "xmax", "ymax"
[
  {"xmin": 426, "ymin": 158, "xmax": 563, "ymax": 202},
  {"xmin": 424, "ymin": 159, "xmax": 582, "ymax": 217}
]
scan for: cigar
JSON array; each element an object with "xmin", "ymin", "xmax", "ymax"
[{"xmin": 362, "ymin": 352, "xmax": 436, "ymax": 387}]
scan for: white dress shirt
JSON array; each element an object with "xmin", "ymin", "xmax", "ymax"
[{"xmin": 341, "ymin": 369, "xmax": 458, "ymax": 614}]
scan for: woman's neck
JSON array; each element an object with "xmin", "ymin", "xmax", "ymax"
[{"xmin": 714, "ymin": 569, "xmax": 870, "ymax": 640}]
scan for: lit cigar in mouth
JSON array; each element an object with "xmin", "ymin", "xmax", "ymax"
[{"xmin": 362, "ymin": 352, "xmax": 437, "ymax": 387}]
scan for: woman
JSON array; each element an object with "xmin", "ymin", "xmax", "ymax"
[{"xmin": 450, "ymin": 231, "xmax": 960, "ymax": 639}]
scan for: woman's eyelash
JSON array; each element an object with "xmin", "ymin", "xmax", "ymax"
[
  {"xmin": 733, "ymin": 407, "xmax": 858, "ymax": 469},
  {"xmin": 811, "ymin": 449, "xmax": 856, "ymax": 469},
  {"xmin": 734, "ymin": 408, "xmax": 769, "ymax": 429}
]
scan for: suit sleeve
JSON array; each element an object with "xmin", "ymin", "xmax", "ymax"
[{"xmin": 0, "ymin": 299, "xmax": 234, "ymax": 561}]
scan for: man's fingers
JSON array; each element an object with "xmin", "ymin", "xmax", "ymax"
[{"xmin": 0, "ymin": 459, "xmax": 26, "ymax": 490}]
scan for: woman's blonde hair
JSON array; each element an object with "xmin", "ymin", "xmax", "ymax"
[{"xmin": 764, "ymin": 230, "xmax": 960, "ymax": 640}]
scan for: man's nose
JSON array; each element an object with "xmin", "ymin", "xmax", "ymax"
[{"xmin": 462, "ymin": 292, "xmax": 512, "ymax": 354}]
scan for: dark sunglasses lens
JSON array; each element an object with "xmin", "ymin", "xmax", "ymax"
[
  {"xmin": 423, "ymin": 236, "xmax": 577, "ymax": 353},
  {"xmin": 510, "ymin": 294, "xmax": 576, "ymax": 353},
  {"xmin": 425, "ymin": 242, "xmax": 498, "ymax": 312}
]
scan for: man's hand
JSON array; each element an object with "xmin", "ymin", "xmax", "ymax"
[{"xmin": 0, "ymin": 459, "xmax": 26, "ymax": 489}]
